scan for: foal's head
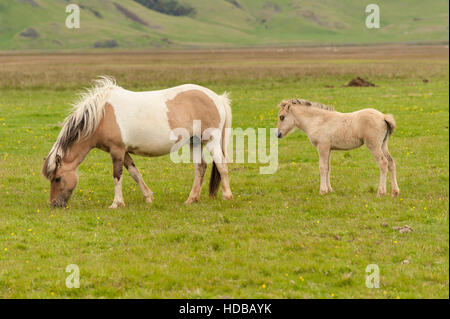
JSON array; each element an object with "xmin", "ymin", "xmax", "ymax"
[
  {"xmin": 276, "ymin": 99, "xmax": 299, "ymax": 138},
  {"xmin": 43, "ymin": 155, "xmax": 78, "ymax": 208}
]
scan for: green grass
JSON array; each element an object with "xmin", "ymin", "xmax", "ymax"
[
  {"xmin": 0, "ymin": 51, "xmax": 448, "ymax": 298},
  {"xmin": 0, "ymin": 0, "xmax": 448, "ymax": 51}
]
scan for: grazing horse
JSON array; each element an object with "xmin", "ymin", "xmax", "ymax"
[
  {"xmin": 276, "ymin": 99, "xmax": 400, "ymax": 197},
  {"xmin": 42, "ymin": 77, "xmax": 233, "ymax": 208}
]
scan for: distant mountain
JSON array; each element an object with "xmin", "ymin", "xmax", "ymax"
[{"xmin": 0, "ymin": 0, "xmax": 448, "ymax": 51}]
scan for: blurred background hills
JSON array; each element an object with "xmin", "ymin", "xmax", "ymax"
[{"xmin": 0, "ymin": 0, "xmax": 448, "ymax": 51}]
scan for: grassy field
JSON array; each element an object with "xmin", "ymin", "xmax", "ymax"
[
  {"xmin": 0, "ymin": 0, "xmax": 448, "ymax": 50},
  {"xmin": 0, "ymin": 45, "xmax": 448, "ymax": 298}
]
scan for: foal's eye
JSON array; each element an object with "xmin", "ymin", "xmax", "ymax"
[
  {"xmin": 55, "ymin": 177, "xmax": 61, "ymax": 183},
  {"xmin": 279, "ymin": 115, "xmax": 285, "ymax": 121}
]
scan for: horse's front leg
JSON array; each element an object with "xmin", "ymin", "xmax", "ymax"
[
  {"xmin": 124, "ymin": 153, "xmax": 153, "ymax": 203},
  {"xmin": 109, "ymin": 151, "xmax": 125, "ymax": 208},
  {"xmin": 317, "ymin": 144, "xmax": 331, "ymax": 195}
]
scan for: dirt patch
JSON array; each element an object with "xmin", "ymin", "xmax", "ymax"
[
  {"xmin": 225, "ymin": 0, "xmax": 243, "ymax": 9},
  {"xmin": 79, "ymin": 4, "xmax": 103, "ymax": 19},
  {"xmin": 20, "ymin": 28, "xmax": 39, "ymax": 38},
  {"xmin": 18, "ymin": 0, "xmax": 39, "ymax": 7},
  {"xmin": 393, "ymin": 225, "xmax": 414, "ymax": 233},
  {"xmin": 93, "ymin": 40, "xmax": 119, "ymax": 48},
  {"xmin": 347, "ymin": 77, "xmax": 375, "ymax": 87},
  {"xmin": 114, "ymin": 3, "xmax": 150, "ymax": 27},
  {"xmin": 302, "ymin": 10, "xmax": 329, "ymax": 28}
]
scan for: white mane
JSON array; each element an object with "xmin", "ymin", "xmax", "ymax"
[{"xmin": 43, "ymin": 76, "xmax": 118, "ymax": 180}]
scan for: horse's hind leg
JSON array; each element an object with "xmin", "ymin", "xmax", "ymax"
[
  {"xmin": 205, "ymin": 142, "xmax": 232, "ymax": 200},
  {"xmin": 124, "ymin": 153, "xmax": 153, "ymax": 203},
  {"xmin": 185, "ymin": 145, "xmax": 207, "ymax": 204},
  {"xmin": 109, "ymin": 149, "xmax": 126, "ymax": 208},
  {"xmin": 381, "ymin": 141, "xmax": 400, "ymax": 197},
  {"xmin": 367, "ymin": 143, "xmax": 388, "ymax": 197}
]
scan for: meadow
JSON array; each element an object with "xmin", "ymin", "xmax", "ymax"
[{"xmin": 0, "ymin": 45, "xmax": 448, "ymax": 298}]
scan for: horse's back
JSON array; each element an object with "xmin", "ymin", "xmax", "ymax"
[{"xmin": 105, "ymin": 84, "xmax": 225, "ymax": 157}]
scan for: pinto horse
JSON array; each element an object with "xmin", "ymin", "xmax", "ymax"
[{"xmin": 42, "ymin": 77, "xmax": 233, "ymax": 208}]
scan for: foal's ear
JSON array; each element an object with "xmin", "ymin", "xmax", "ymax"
[{"xmin": 279, "ymin": 100, "xmax": 292, "ymax": 110}]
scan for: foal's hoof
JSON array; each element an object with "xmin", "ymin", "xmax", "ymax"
[
  {"xmin": 392, "ymin": 189, "xmax": 400, "ymax": 197},
  {"xmin": 376, "ymin": 192, "xmax": 387, "ymax": 197},
  {"xmin": 145, "ymin": 195, "xmax": 153, "ymax": 203},
  {"xmin": 109, "ymin": 202, "xmax": 125, "ymax": 209},
  {"xmin": 319, "ymin": 189, "xmax": 329, "ymax": 195}
]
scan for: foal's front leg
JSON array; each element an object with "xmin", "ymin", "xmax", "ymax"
[
  {"xmin": 326, "ymin": 150, "xmax": 333, "ymax": 192},
  {"xmin": 109, "ymin": 151, "xmax": 125, "ymax": 209},
  {"xmin": 317, "ymin": 144, "xmax": 331, "ymax": 195}
]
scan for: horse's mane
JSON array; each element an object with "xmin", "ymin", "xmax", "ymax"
[
  {"xmin": 42, "ymin": 76, "xmax": 118, "ymax": 180},
  {"xmin": 282, "ymin": 98, "xmax": 335, "ymax": 111}
]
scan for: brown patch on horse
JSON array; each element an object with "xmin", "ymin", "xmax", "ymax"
[
  {"xmin": 93, "ymin": 103, "xmax": 125, "ymax": 153},
  {"xmin": 166, "ymin": 90, "xmax": 220, "ymax": 135}
]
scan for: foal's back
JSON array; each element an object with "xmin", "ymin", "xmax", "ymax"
[{"xmin": 324, "ymin": 108, "xmax": 390, "ymax": 150}]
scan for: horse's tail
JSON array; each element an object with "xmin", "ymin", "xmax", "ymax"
[
  {"xmin": 209, "ymin": 92, "xmax": 232, "ymax": 197},
  {"xmin": 384, "ymin": 113, "xmax": 396, "ymax": 137}
]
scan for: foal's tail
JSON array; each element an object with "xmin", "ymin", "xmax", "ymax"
[
  {"xmin": 209, "ymin": 92, "xmax": 232, "ymax": 197},
  {"xmin": 384, "ymin": 114, "xmax": 396, "ymax": 136}
]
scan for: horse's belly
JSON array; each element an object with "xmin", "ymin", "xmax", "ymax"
[{"xmin": 125, "ymin": 130, "xmax": 176, "ymax": 157}]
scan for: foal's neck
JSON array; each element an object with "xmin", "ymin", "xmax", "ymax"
[{"xmin": 292, "ymin": 105, "xmax": 328, "ymax": 135}]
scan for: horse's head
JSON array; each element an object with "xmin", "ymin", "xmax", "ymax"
[
  {"xmin": 276, "ymin": 99, "xmax": 298, "ymax": 138},
  {"xmin": 43, "ymin": 155, "xmax": 78, "ymax": 208}
]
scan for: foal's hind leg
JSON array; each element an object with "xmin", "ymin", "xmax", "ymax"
[
  {"xmin": 185, "ymin": 148, "xmax": 207, "ymax": 204},
  {"xmin": 367, "ymin": 144, "xmax": 388, "ymax": 197},
  {"xmin": 109, "ymin": 149, "xmax": 126, "ymax": 208},
  {"xmin": 124, "ymin": 153, "xmax": 153, "ymax": 203},
  {"xmin": 381, "ymin": 141, "xmax": 400, "ymax": 197}
]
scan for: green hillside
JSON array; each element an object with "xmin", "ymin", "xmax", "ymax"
[{"xmin": 0, "ymin": 0, "xmax": 448, "ymax": 50}]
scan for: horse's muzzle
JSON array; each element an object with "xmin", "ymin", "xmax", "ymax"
[
  {"xmin": 277, "ymin": 131, "xmax": 283, "ymax": 138},
  {"xmin": 50, "ymin": 192, "xmax": 71, "ymax": 208}
]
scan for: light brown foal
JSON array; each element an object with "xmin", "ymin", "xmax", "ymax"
[{"xmin": 276, "ymin": 99, "xmax": 400, "ymax": 197}]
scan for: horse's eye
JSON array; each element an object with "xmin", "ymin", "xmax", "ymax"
[
  {"xmin": 279, "ymin": 115, "xmax": 285, "ymax": 121},
  {"xmin": 55, "ymin": 177, "xmax": 61, "ymax": 183}
]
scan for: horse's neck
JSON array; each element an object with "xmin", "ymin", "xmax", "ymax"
[
  {"xmin": 61, "ymin": 139, "xmax": 93, "ymax": 171},
  {"xmin": 293, "ymin": 106, "xmax": 326, "ymax": 135}
]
